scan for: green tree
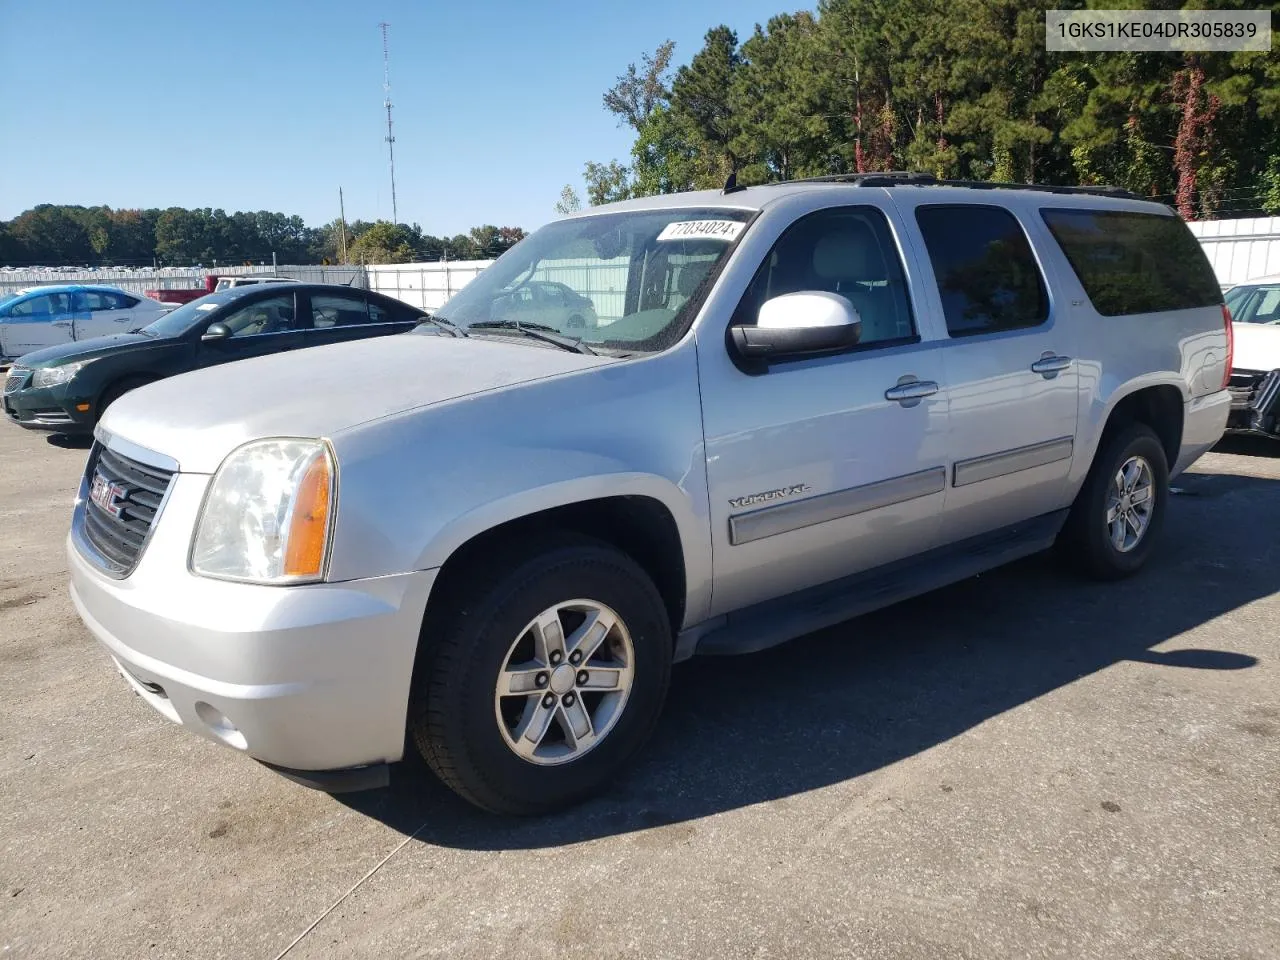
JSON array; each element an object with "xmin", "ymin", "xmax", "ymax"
[
  {"xmin": 584, "ymin": 160, "xmax": 634, "ymax": 205},
  {"xmin": 347, "ymin": 221, "xmax": 418, "ymax": 263},
  {"xmin": 555, "ymin": 185, "xmax": 582, "ymax": 214}
]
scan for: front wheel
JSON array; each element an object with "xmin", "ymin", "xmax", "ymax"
[
  {"xmin": 1058, "ymin": 422, "xmax": 1169, "ymax": 580},
  {"xmin": 409, "ymin": 536, "xmax": 672, "ymax": 815}
]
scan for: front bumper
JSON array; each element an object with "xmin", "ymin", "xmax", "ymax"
[
  {"xmin": 3, "ymin": 381, "xmax": 94, "ymax": 433},
  {"xmin": 67, "ymin": 465, "xmax": 438, "ymax": 777}
]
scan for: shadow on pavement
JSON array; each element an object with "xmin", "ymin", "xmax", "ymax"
[
  {"xmin": 44, "ymin": 432, "xmax": 93, "ymax": 450},
  {"xmin": 1213, "ymin": 434, "xmax": 1280, "ymax": 458},
  {"xmin": 337, "ymin": 469, "xmax": 1269, "ymax": 849}
]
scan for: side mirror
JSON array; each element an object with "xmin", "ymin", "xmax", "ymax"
[
  {"xmin": 729, "ymin": 291, "xmax": 862, "ymax": 360},
  {"xmin": 201, "ymin": 322, "xmax": 232, "ymax": 342}
]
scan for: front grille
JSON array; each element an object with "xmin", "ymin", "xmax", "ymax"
[
  {"xmin": 3, "ymin": 367, "xmax": 29, "ymax": 394},
  {"xmin": 79, "ymin": 442, "xmax": 175, "ymax": 575},
  {"xmin": 1228, "ymin": 369, "xmax": 1266, "ymax": 408}
]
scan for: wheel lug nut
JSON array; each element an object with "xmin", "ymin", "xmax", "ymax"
[
  {"xmin": 542, "ymin": 693, "xmax": 556, "ymax": 708},
  {"xmin": 569, "ymin": 650, "xmax": 582, "ymax": 665},
  {"xmin": 577, "ymin": 670, "xmax": 589, "ymax": 685},
  {"xmin": 562, "ymin": 693, "xmax": 575, "ymax": 707},
  {"xmin": 549, "ymin": 650, "xmax": 563, "ymax": 664},
  {"xmin": 536, "ymin": 672, "xmax": 548, "ymax": 687}
]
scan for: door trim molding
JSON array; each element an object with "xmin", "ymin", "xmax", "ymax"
[
  {"xmin": 952, "ymin": 435, "xmax": 1074, "ymax": 488},
  {"xmin": 728, "ymin": 466, "xmax": 946, "ymax": 546}
]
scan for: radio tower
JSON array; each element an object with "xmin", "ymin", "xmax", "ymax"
[{"xmin": 379, "ymin": 22, "xmax": 398, "ymax": 225}]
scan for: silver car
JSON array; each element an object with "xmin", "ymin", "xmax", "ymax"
[{"xmin": 67, "ymin": 175, "xmax": 1232, "ymax": 813}]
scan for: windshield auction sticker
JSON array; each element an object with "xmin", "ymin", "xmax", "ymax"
[
  {"xmin": 1047, "ymin": 9, "xmax": 1270, "ymax": 51},
  {"xmin": 657, "ymin": 220, "xmax": 745, "ymax": 242}
]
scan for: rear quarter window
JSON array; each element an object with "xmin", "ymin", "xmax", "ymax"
[{"xmin": 1040, "ymin": 208, "xmax": 1222, "ymax": 316}]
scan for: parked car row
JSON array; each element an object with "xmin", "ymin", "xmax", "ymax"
[
  {"xmin": 19, "ymin": 176, "xmax": 1236, "ymax": 816},
  {"xmin": 1221, "ymin": 273, "xmax": 1280, "ymax": 438},
  {"xmin": 4, "ymin": 284, "xmax": 428, "ymax": 432},
  {"xmin": 0, "ymin": 285, "xmax": 175, "ymax": 362}
]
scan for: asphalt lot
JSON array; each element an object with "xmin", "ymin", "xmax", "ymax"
[{"xmin": 1, "ymin": 422, "xmax": 1277, "ymax": 960}]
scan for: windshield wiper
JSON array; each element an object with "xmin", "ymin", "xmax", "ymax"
[
  {"xmin": 468, "ymin": 320, "xmax": 596, "ymax": 355},
  {"xmin": 415, "ymin": 313, "xmax": 468, "ymax": 337}
]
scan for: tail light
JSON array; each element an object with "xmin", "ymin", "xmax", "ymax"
[{"xmin": 1222, "ymin": 303, "xmax": 1234, "ymax": 390}]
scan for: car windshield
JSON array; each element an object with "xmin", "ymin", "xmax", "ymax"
[
  {"xmin": 429, "ymin": 207, "xmax": 754, "ymax": 352},
  {"xmin": 1225, "ymin": 283, "xmax": 1280, "ymax": 324},
  {"xmin": 139, "ymin": 291, "xmax": 238, "ymax": 336}
]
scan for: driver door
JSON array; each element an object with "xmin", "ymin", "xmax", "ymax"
[
  {"xmin": 195, "ymin": 292, "xmax": 305, "ymax": 369},
  {"xmin": 699, "ymin": 204, "xmax": 951, "ymax": 615},
  {"xmin": 4, "ymin": 293, "xmax": 75, "ymax": 354}
]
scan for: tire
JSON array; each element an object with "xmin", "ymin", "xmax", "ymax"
[
  {"xmin": 95, "ymin": 377, "xmax": 152, "ymax": 423},
  {"xmin": 408, "ymin": 534, "xmax": 672, "ymax": 815},
  {"xmin": 566, "ymin": 314, "xmax": 586, "ymax": 329},
  {"xmin": 1058, "ymin": 422, "xmax": 1169, "ymax": 580}
]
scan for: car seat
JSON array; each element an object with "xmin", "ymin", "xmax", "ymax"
[{"xmin": 809, "ymin": 223, "xmax": 905, "ymax": 343}]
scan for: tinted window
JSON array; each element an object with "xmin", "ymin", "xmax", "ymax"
[
  {"xmin": 216, "ymin": 294, "xmax": 296, "ymax": 337},
  {"xmin": 309, "ymin": 293, "xmax": 369, "ymax": 329},
  {"xmin": 733, "ymin": 206, "xmax": 916, "ymax": 346},
  {"xmin": 1041, "ymin": 208, "xmax": 1222, "ymax": 316},
  {"xmin": 915, "ymin": 205, "xmax": 1048, "ymax": 336},
  {"xmin": 368, "ymin": 297, "xmax": 418, "ymax": 325}
]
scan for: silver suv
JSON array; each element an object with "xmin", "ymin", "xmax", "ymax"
[{"xmin": 67, "ymin": 175, "xmax": 1233, "ymax": 814}]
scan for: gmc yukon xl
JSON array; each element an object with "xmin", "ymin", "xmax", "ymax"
[{"xmin": 66, "ymin": 174, "xmax": 1232, "ymax": 814}]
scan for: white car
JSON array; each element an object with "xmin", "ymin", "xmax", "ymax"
[
  {"xmin": 0, "ymin": 285, "xmax": 173, "ymax": 363},
  {"xmin": 1224, "ymin": 275, "xmax": 1280, "ymax": 436}
]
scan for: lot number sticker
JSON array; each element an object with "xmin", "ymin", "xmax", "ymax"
[{"xmin": 657, "ymin": 220, "xmax": 745, "ymax": 242}]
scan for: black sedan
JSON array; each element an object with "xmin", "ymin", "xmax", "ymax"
[{"xmin": 3, "ymin": 283, "xmax": 429, "ymax": 434}]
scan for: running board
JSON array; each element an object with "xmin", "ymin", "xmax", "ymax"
[{"xmin": 687, "ymin": 510, "xmax": 1068, "ymax": 658}]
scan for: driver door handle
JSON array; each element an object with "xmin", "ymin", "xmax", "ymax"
[
  {"xmin": 51, "ymin": 320, "xmax": 72, "ymax": 327},
  {"xmin": 1031, "ymin": 355, "xmax": 1072, "ymax": 378},
  {"xmin": 884, "ymin": 379, "xmax": 940, "ymax": 406}
]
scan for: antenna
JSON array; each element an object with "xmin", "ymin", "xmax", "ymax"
[{"xmin": 379, "ymin": 22, "xmax": 398, "ymax": 225}]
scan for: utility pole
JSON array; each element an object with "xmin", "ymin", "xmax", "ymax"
[
  {"xmin": 379, "ymin": 22, "xmax": 398, "ymax": 226},
  {"xmin": 338, "ymin": 186, "xmax": 348, "ymax": 263}
]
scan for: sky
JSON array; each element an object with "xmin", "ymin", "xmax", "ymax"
[{"xmin": 0, "ymin": 0, "xmax": 800, "ymax": 236}]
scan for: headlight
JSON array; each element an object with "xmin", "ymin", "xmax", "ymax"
[
  {"xmin": 190, "ymin": 439, "xmax": 335, "ymax": 584},
  {"xmin": 32, "ymin": 360, "xmax": 92, "ymax": 388}
]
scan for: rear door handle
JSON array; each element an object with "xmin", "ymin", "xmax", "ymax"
[
  {"xmin": 51, "ymin": 320, "xmax": 72, "ymax": 328},
  {"xmin": 884, "ymin": 379, "xmax": 940, "ymax": 406},
  {"xmin": 1031, "ymin": 355, "xmax": 1071, "ymax": 378}
]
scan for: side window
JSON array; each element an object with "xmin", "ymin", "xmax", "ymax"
[
  {"xmin": 732, "ymin": 206, "xmax": 917, "ymax": 346},
  {"xmin": 310, "ymin": 293, "xmax": 369, "ymax": 329},
  {"xmin": 915, "ymin": 205, "xmax": 1048, "ymax": 337},
  {"xmin": 367, "ymin": 298, "xmax": 414, "ymax": 325},
  {"xmin": 1040, "ymin": 208, "xmax": 1223, "ymax": 316},
  {"xmin": 11, "ymin": 295, "xmax": 52, "ymax": 318},
  {"xmin": 216, "ymin": 294, "xmax": 296, "ymax": 337},
  {"xmin": 77, "ymin": 291, "xmax": 133, "ymax": 311}
]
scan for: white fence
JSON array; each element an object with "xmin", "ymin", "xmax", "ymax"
[
  {"xmin": 0, "ymin": 264, "xmax": 367, "ymax": 297},
  {"xmin": 364, "ymin": 261, "xmax": 492, "ymax": 312},
  {"xmin": 1187, "ymin": 218, "xmax": 1280, "ymax": 286}
]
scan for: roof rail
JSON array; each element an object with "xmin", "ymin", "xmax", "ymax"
[{"xmin": 778, "ymin": 172, "xmax": 1141, "ymax": 201}]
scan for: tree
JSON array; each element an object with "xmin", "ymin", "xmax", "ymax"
[
  {"xmin": 603, "ymin": 40, "xmax": 676, "ymax": 132},
  {"xmin": 555, "ymin": 185, "xmax": 582, "ymax": 214},
  {"xmin": 347, "ymin": 221, "xmax": 418, "ymax": 263},
  {"xmin": 584, "ymin": 160, "xmax": 634, "ymax": 206},
  {"xmin": 670, "ymin": 26, "xmax": 743, "ymax": 181}
]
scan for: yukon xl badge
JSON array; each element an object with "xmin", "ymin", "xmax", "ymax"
[{"xmin": 728, "ymin": 484, "xmax": 810, "ymax": 510}]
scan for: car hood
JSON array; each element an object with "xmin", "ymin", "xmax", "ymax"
[
  {"xmin": 100, "ymin": 333, "xmax": 616, "ymax": 473},
  {"xmin": 13, "ymin": 333, "xmax": 160, "ymax": 367},
  {"xmin": 1232, "ymin": 322, "xmax": 1280, "ymax": 372}
]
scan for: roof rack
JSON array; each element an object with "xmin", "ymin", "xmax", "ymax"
[{"xmin": 779, "ymin": 172, "xmax": 1141, "ymax": 201}]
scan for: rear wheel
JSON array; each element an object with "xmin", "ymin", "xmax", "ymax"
[
  {"xmin": 409, "ymin": 535, "xmax": 672, "ymax": 815},
  {"xmin": 1059, "ymin": 422, "xmax": 1169, "ymax": 580}
]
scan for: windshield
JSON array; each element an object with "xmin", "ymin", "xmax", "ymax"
[
  {"xmin": 140, "ymin": 291, "xmax": 237, "ymax": 336},
  {"xmin": 430, "ymin": 207, "xmax": 754, "ymax": 352},
  {"xmin": 1224, "ymin": 283, "xmax": 1280, "ymax": 324}
]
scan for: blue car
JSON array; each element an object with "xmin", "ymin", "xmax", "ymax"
[{"xmin": 0, "ymin": 285, "xmax": 173, "ymax": 363}]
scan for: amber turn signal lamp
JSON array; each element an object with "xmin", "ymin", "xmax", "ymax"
[{"xmin": 283, "ymin": 452, "xmax": 331, "ymax": 578}]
